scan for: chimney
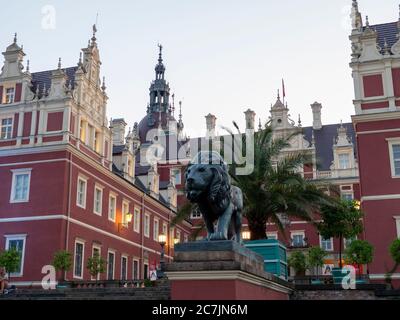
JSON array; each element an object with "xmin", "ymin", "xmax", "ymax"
[
  {"xmin": 111, "ymin": 118, "xmax": 127, "ymax": 146},
  {"xmin": 205, "ymin": 113, "xmax": 217, "ymax": 137},
  {"xmin": 311, "ymin": 102, "xmax": 322, "ymax": 130},
  {"xmin": 244, "ymin": 109, "xmax": 256, "ymax": 130}
]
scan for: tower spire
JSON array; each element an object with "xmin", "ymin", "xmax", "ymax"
[{"xmin": 13, "ymin": 33, "xmax": 17, "ymax": 44}]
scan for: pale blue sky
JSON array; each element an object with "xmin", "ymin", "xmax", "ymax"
[{"xmin": 1, "ymin": 0, "xmax": 399, "ymax": 137}]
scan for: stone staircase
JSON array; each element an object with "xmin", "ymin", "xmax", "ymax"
[{"xmin": 0, "ymin": 281, "xmax": 171, "ymax": 300}]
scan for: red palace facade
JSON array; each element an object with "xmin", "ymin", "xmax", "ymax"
[
  {"xmin": 1, "ymin": 1, "xmax": 400, "ymax": 287},
  {"xmin": 0, "ymin": 31, "xmax": 191, "ymax": 286}
]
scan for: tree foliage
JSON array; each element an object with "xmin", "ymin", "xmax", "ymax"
[
  {"xmin": 288, "ymin": 251, "xmax": 307, "ymax": 275},
  {"xmin": 86, "ymin": 253, "xmax": 106, "ymax": 279},
  {"xmin": 52, "ymin": 250, "xmax": 73, "ymax": 273},
  {"xmin": 0, "ymin": 249, "xmax": 20, "ymax": 275},
  {"xmin": 345, "ymin": 240, "xmax": 374, "ymax": 265},
  {"xmin": 389, "ymin": 239, "xmax": 400, "ymax": 265},
  {"xmin": 307, "ymin": 246, "xmax": 327, "ymax": 269}
]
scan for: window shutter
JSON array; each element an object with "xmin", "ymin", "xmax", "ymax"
[
  {"xmin": 15, "ymin": 83, "xmax": 22, "ymax": 102},
  {"xmin": 0, "ymin": 85, "xmax": 3, "ymax": 103}
]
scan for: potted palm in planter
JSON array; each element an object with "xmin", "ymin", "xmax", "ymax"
[
  {"xmin": 307, "ymin": 247, "xmax": 327, "ymax": 284},
  {"xmin": 52, "ymin": 250, "xmax": 72, "ymax": 288},
  {"xmin": 288, "ymin": 251, "xmax": 307, "ymax": 281},
  {"xmin": 86, "ymin": 253, "xmax": 106, "ymax": 287}
]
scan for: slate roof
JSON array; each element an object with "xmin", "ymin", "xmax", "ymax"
[
  {"xmin": 31, "ymin": 67, "xmax": 78, "ymax": 97},
  {"xmin": 303, "ymin": 123, "xmax": 356, "ymax": 171},
  {"xmin": 368, "ymin": 21, "xmax": 398, "ymax": 53}
]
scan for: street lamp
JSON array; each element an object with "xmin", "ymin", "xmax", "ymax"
[
  {"xmin": 158, "ymin": 234, "xmax": 167, "ymax": 278},
  {"xmin": 174, "ymin": 238, "xmax": 180, "ymax": 245},
  {"xmin": 118, "ymin": 212, "xmax": 133, "ymax": 231}
]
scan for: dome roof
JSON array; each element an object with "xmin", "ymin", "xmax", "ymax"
[{"xmin": 138, "ymin": 112, "xmax": 177, "ymax": 143}]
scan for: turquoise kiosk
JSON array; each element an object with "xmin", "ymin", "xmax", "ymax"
[{"xmin": 244, "ymin": 239, "xmax": 288, "ymax": 280}]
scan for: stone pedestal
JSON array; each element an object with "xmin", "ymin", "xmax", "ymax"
[{"xmin": 165, "ymin": 241, "xmax": 293, "ymax": 300}]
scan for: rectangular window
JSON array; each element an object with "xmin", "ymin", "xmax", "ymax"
[
  {"xmin": 80, "ymin": 120, "xmax": 86, "ymax": 143},
  {"xmin": 122, "ymin": 200, "xmax": 130, "ymax": 226},
  {"xmin": 190, "ymin": 208, "xmax": 202, "ymax": 219},
  {"xmin": 396, "ymin": 217, "xmax": 400, "ymax": 238},
  {"xmin": 107, "ymin": 251, "xmax": 115, "ymax": 280},
  {"xmin": 133, "ymin": 208, "xmax": 141, "ymax": 233},
  {"xmin": 143, "ymin": 262, "xmax": 149, "ymax": 280},
  {"xmin": 291, "ymin": 232, "xmax": 305, "ymax": 247},
  {"xmin": 171, "ymin": 168, "xmax": 182, "ymax": 185},
  {"xmin": 170, "ymin": 227, "xmax": 175, "ymax": 247},
  {"xmin": 344, "ymin": 236, "xmax": 357, "ymax": 249},
  {"xmin": 133, "ymin": 259, "xmax": 139, "ymax": 280},
  {"xmin": 266, "ymin": 232, "xmax": 278, "ymax": 240},
  {"xmin": 341, "ymin": 193, "xmax": 354, "ymax": 201},
  {"xmin": 76, "ymin": 177, "xmax": 87, "ymax": 208},
  {"xmin": 5, "ymin": 88, "xmax": 15, "ymax": 104},
  {"xmin": 121, "ymin": 256, "xmax": 128, "ymax": 281},
  {"xmin": 153, "ymin": 218, "xmax": 159, "ymax": 241},
  {"xmin": 74, "ymin": 241, "xmax": 84, "ymax": 279},
  {"xmin": 320, "ymin": 237, "xmax": 334, "ymax": 251},
  {"xmin": 176, "ymin": 230, "xmax": 181, "ymax": 244},
  {"xmin": 144, "ymin": 214, "xmax": 150, "ymax": 238},
  {"xmin": 162, "ymin": 223, "xmax": 168, "ymax": 238},
  {"xmin": 94, "ymin": 131, "xmax": 101, "ymax": 153},
  {"xmin": 5, "ymin": 235, "xmax": 26, "ymax": 277},
  {"xmin": 338, "ymin": 153, "xmax": 350, "ymax": 170},
  {"xmin": 10, "ymin": 169, "xmax": 31, "ymax": 203},
  {"xmin": 108, "ymin": 194, "xmax": 117, "ymax": 222},
  {"xmin": 92, "ymin": 246, "xmax": 101, "ymax": 280},
  {"xmin": 392, "ymin": 144, "xmax": 400, "ymax": 176},
  {"xmin": 184, "ymin": 234, "xmax": 189, "ymax": 243},
  {"xmin": 0, "ymin": 118, "xmax": 12, "ymax": 140},
  {"xmin": 93, "ymin": 186, "xmax": 103, "ymax": 215}
]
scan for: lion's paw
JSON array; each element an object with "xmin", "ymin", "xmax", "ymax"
[{"xmin": 209, "ymin": 232, "xmax": 227, "ymax": 241}]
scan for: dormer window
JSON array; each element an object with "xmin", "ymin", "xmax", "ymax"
[
  {"xmin": 5, "ymin": 87, "xmax": 15, "ymax": 104},
  {"xmin": 338, "ymin": 153, "xmax": 350, "ymax": 169}
]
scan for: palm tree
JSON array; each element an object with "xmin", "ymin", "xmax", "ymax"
[
  {"xmin": 173, "ymin": 124, "xmax": 332, "ymax": 241},
  {"xmin": 228, "ymin": 124, "xmax": 333, "ymax": 240}
]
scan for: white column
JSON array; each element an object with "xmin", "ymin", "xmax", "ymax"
[
  {"xmin": 16, "ymin": 110, "xmax": 24, "ymax": 146},
  {"xmin": 30, "ymin": 105, "xmax": 37, "ymax": 145}
]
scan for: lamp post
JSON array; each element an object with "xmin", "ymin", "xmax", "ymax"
[
  {"xmin": 118, "ymin": 212, "xmax": 133, "ymax": 232},
  {"xmin": 158, "ymin": 234, "xmax": 167, "ymax": 278}
]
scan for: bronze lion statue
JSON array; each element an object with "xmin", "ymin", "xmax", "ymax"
[{"xmin": 185, "ymin": 151, "xmax": 243, "ymax": 242}]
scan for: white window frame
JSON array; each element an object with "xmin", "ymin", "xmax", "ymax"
[
  {"xmin": 320, "ymin": 235, "xmax": 334, "ymax": 252},
  {"xmin": 91, "ymin": 245, "xmax": 102, "ymax": 280},
  {"xmin": 76, "ymin": 176, "xmax": 88, "ymax": 209},
  {"xmin": 143, "ymin": 260, "xmax": 149, "ymax": 280},
  {"xmin": 344, "ymin": 236, "xmax": 358, "ymax": 250},
  {"xmin": 93, "ymin": 185, "xmax": 103, "ymax": 216},
  {"xmin": 176, "ymin": 230, "xmax": 181, "ymax": 244},
  {"xmin": 73, "ymin": 240, "xmax": 85, "ymax": 279},
  {"xmin": 290, "ymin": 231, "xmax": 306, "ymax": 247},
  {"xmin": 5, "ymin": 87, "xmax": 15, "ymax": 104},
  {"xmin": 395, "ymin": 216, "xmax": 400, "ymax": 238},
  {"xmin": 0, "ymin": 116, "xmax": 13, "ymax": 140},
  {"xmin": 153, "ymin": 217, "xmax": 159, "ymax": 241},
  {"xmin": 170, "ymin": 168, "xmax": 182, "ymax": 185},
  {"xmin": 338, "ymin": 153, "xmax": 350, "ymax": 170},
  {"xmin": 184, "ymin": 234, "xmax": 189, "ymax": 243},
  {"xmin": 190, "ymin": 208, "xmax": 202, "ymax": 219},
  {"xmin": 4, "ymin": 234, "xmax": 27, "ymax": 277},
  {"xmin": 108, "ymin": 193, "xmax": 117, "ymax": 222},
  {"xmin": 121, "ymin": 255, "xmax": 128, "ymax": 281},
  {"xmin": 144, "ymin": 213, "xmax": 150, "ymax": 238},
  {"xmin": 132, "ymin": 258, "xmax": 140, "ymax": 280},
  {"xmin": 107, "ymin": 250, "xmax": 116, "ymax": 280},
  {"xmin": 122, "ymin": 200, "xmax": 130, "ymax": 226},
  {"xmin": 133, "ymin": 207, "xmax": 141, "ymax": 233},
  {"xmin": 341, "ymin": 192, "xmax": 354, "ymax": 201},
  {"xmin": 266, "ymin": 232, "xmax": 278, "ymax": 240},
  {"xmin": 388, "ymin": 139, "xmax": 400, "ymax": 178},
  {"xmin": 162, "ymin": 222, "xmax": 168, "ymax": 238},
  {"xmin": 10, "ymin": 168, "xmax": 32, "ymax": 203}
]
